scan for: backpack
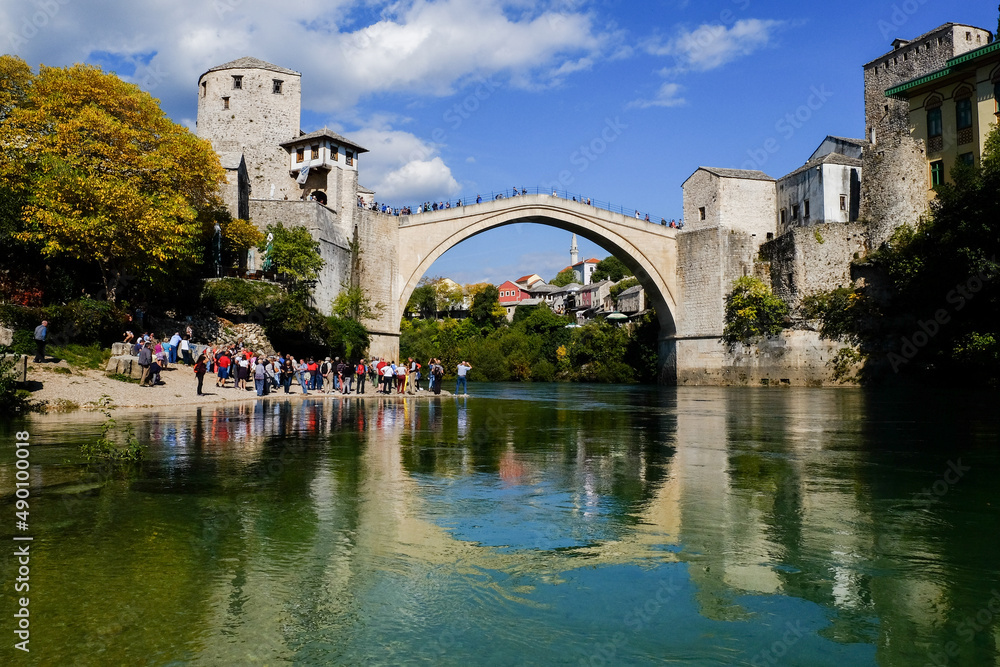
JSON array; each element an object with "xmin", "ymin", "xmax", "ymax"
[{"xmin": 433, "ymin": 365, "xmax": 443, "ymax": 378}]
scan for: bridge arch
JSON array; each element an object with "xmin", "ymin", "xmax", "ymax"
[{"xmin": 389, "ymin": 195, "xmax": 679, "ymax": 377}]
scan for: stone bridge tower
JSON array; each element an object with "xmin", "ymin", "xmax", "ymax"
[{"xmin": 196, "ymin": 57, "xmax": 302, "ymax": 202}]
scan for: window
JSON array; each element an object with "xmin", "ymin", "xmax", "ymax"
[
  {"xmin": 311, "ymin": 145, "xmax": 319, "ymax": 161},
  {"xmin": 232, "ymin": 75, "xmax": 242, "ymax": 89},
  {"xmin": 296, "ymin": 147, "xmax": 304, "ymax": 163},
  {"xmin": 780, "ymin": 208, "xmax": 787, "ymax": 225},
  {"xmin": 927, "ymin": 106, "xmax": 943, "ymax": 138},
  {"xmin": 930, "ymin": 160, "xmax": 945, "ymax": 187},
  {"xmin": 200, "ymin": 81, "xmax": 206, "ymax": 97},
  {"xmin": 222, "ymin": 96, "xmax": 229, "ymax": 110},
  {"xmin": 792, "ymin": 204, "xmax": 800, "ymax": 220},
  {"xmin": 804, "ymin": 200, "xmax": 810, "ymax": 218},
  {"xmin": 698, "ymin": 206, "xmax": 706, "ymax": 220},
  {"xmin": 330, "ymin": 145, "xmax": 338, "ymax": 161},
  {"xmin": 966, "ymin": 31, "xmax": 972, "ymax": 41},
  {"xmin": 994, "ymin": 80, "xmax": 1000, "ymax": 113},
  {"xmin": 272, "ymin": 79, "xmax": 283, "ymax": 94},
  {"xmin": 959, "ymin": 152, "xmax": 975, "ymax": 167},
  {"xmin": 346, "ymin": 151, "xmax": 354, "ymax": 166},
  {"xmin": 840, "ymin": 195, "xmax": 847, "ymax": 211},
  {"xmin": 956, "ymin": 97, "xmax": 973, "ymax": 130},
  {"xmin": 766, "ymin": 232, "xmax": 774, "ymax": 241}
]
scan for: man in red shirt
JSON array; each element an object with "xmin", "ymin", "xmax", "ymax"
[
  {"xmin": 307, "ymin": 358, "xmax": 320, "ymax": 391},
  {"xmin": 216, "ymin": 351, "xmax": 231, "ymax": 388}
]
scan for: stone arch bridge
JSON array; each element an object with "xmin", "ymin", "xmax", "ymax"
[{"xmin": 357, "ymin": 194, "xmax": 680, "ymax": 380}]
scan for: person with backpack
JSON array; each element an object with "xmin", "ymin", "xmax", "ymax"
[
  {"xmin": 342, "ymin": 359, "xmax": 354, "ymax": 394},
  {"xmin": 320, "ymin": 357, "xmax": 333, "ymax": 393},
  {"xmin": 432, "ymin": 359, "xmax": 444, "ymax": 395},
  {"xmin": 355, "ymin": 359, "xmax": 367, "ymax": 394}
]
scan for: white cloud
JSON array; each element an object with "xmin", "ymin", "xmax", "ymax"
[
  {"xmin": 0, "ymin": 0, "xmax": 614, "ymax": 116},
  {"xmin": 627, "ymin": 82, "xmax": 685, "ymax": 110},
  {"xmin": 647, "ymin": 18, "xmax": 784, "ymax": 74},
  {"xmin": 350, "ymin": 127, "xmax": 460, "ymax": 202}
]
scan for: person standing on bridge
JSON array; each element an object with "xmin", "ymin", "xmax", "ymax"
[{"xmin": 476, "ymin": 195, "xmax": 482, "ymax": 204}]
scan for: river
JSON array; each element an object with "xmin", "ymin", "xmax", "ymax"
[{"xmin": 1, "ymin": 384, "xmax": 999, "ymax": 665}]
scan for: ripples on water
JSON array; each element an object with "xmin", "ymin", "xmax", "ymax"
[{"xmin": 1, "ymin": 384, "xmax": 999, "ymax": 665}]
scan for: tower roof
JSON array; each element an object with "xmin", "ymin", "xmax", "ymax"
[
  {"xmin": 199, "ymin": 57, "xmax": 300, "ymax": 81},
  {"xmin": 280, "ymin": 128, "xmax": 369, "ymax": 153}
]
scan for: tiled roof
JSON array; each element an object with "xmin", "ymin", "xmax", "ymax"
[
  {"xmin": 780, "ymin": 152, "xmax": 862, "ymax": 181},
  {"xmin": 696, "ymin": 167, "xmax": 775, "ymax": 181},
  {"xmin": 280, "ymin": 128, "xmax": 368, "ymax": 153},
  {"xmin": 202, "ymin": 57, "xmax": 300, "ymax": 78}
]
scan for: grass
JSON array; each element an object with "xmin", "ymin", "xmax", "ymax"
[
  {"xmin": 51, "ymin": 366, "xmax": 72, "ymax": 375},
  {"xmin": 108, "ymin": 373, "xmax": 139, "ymax": 384},
  {"xmin": 50, "ymin": 344, "xmax": 111, "ymax": 370},
  {"xmin": 46, "ymin": 398, "xmax": 80, "ymax": 412}
]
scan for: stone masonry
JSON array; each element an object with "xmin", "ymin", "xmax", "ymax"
[{"xmin": 860, "ymin": 23, "xmax": 992, "ymax": 247}]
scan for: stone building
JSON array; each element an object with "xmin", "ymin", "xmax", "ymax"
[
  {"xmin": 197, "ymin": 57, "xmax": 302, "ymax": 202},
  {"xmin": 196, "ymin": 56, "xmax": 375, "ymax": 319},
  {"xmin": 860, "ymin": 23, "xmax": 992, "ymax": 246},
  {"xmin": 776, "ymin": 137, "xmax": 863, "ymax": 237},
  {"xmin": 885, "ymin": 38, "xmax": 1000, "ymax": 200}
]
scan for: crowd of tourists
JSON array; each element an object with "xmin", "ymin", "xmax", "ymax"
[
  {"xmin": 128, "ymin": 330, "xmax": 474, "ymax": 399},
  {"xmin": 356, "ymin": 188, "xmax": 683, "ymax": 228}
]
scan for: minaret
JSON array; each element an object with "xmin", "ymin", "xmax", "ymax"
[{"xmin": 570, "ymin": 234, "xmax": 579, "ymax": 266}]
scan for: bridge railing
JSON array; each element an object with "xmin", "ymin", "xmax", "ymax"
[{"xmin": 364, "ymin": 186, "xmax": 685, "ymax": 229}]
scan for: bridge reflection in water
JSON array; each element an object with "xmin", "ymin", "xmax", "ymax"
[{"xmin": 9, "ymin": 386, "xmax": 1000, "ymax": 665}]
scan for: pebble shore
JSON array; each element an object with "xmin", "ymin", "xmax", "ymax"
[{"xmin": 25, "ymin": 359, "xmax": 450, "ymax": 411}]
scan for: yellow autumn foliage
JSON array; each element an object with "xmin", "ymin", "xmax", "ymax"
[{"xmin": 0, "ymin": 56, "xmax": 226, "ymax": 299}]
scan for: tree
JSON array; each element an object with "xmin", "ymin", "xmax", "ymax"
[
  {"xmin": 0, "ymin": 56, "xmax": 32, "ymax": 122},
  {"xmin": 550, "ymin": 267, "xmax": 576, "ymax": 286},
  {"xmin": 264, "ymin": 222, "xmax": 325, "ymax": 282},
  {"xmin": 591, "ymin": 255, "xmax": 632, "ymax": 283},
  {"xmin": 470, "ymin": 284, "xmax": 505, "ymax": 330},
  {"xmin": 331, "ymin": 284, "xmax": 384, "ymax": 323},
  {"xmin": 222, "ymin": 217, "xmax": 265, "ymax": 263},
  {"xmin": 1, "ymin": 60, "xmax": 226, "ymax": 301},
  {"xmin": 433, "ymin": 278, "xmax": 465, "ymax": 314},
  {"xmin": 722, "ymin": 276, "xmax": 789, "ymax": 344},
  {"xmin": 406, "ymin": 284, "xmax": 437, "ymax": 318}
]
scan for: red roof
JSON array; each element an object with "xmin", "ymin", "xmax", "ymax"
[{"xmin": 514, "ymin": 274, "xmax": 535, "ymax": 283}]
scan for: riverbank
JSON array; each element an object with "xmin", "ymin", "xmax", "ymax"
[{"xmin": 22, "ymin": 359, "xmax": 453, "ymax": 411}]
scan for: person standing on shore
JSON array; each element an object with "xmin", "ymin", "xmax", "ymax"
[
  {"xmin": 432, "ymin": 359, "xmax": 444, "ymax": 395},
  {"xmin": 253, "ymin": 356, "xmax": 267, "ymax": 396},
  {"xmin": 355, "ymin": 359, "xmax": 367, "ymax": 394},
  {"xmin": 180, "ymin": 335, "xmax": 193, "ymax": 365},
  {"xmin": 32, "ymin": 320, "xmax": 48, "ymax": 363},
  {"xmin": 194, "ymin": 353, "xmax": 207, "ymax": 396},
  {"xmin": 137, "ymin": 342, "xmax": 153, "ymax": 386},
  {"xmin": 297, "ymin": 358, "xmax": 310, "ymax": 395},
  {"xmin": 456, "ymin": 361, "xmax": 471, "ymax": 396},
  {"xmin": 216, "ymin": 350, "xmax": 230, "ymax": 388}
]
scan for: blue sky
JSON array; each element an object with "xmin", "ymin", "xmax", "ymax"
[{"xmin": 3, "ymin": 0, "xmax": 997, "ymax": 285}]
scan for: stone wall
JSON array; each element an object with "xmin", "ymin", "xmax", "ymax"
[
  {"xmin": 682, "ymin": 169, "xmax": 776, "ymax": 241},
  {"xmin": 759, "ymin": 222, "xmax": 867, "ymax": 306},
  {"xmin": 860, "ymin": 24, "xmax": 992, "ymax": 246},
  {"xmin": 675, "ymin": 330, "xmax": 851, "ymax": 387},
  {"xmin": 249, "ymin": 199, "xmax": 352, "ymax": 314},
  {"xmin": 675, "ymin": 227, "xmax": 757, "ymax": 337},
  {"xmin": 354, "ymin": 209, "xmax": 401, "ymax": 361},
  {"xmin": 197, "ymin": 64, "xmax": 301, "ymax": 201}
]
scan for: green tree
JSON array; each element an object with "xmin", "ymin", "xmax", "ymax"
[
  {"xmin": 1, "ymin": 59, "xmax": 225, "ymax": 301},
  {"xmin": 550, "ymin": 267, "xmax": 576, "ymax": 287},
  {"xmin": 264, "ymin": 222, "xmax": 325, "ymax": 283},
  {"xmin": 470, "ymin": 284, "xmax": 505, "ymax": 331},
  {"xmin": 722, "ymin": 276, "xmax": 789, "ymax": 344},
  {"xmin": 591, "ymin": 255, "xmax": 632, "ymax": 283},
  {"xmin": 818, "ymin": 124, "xmax": 1000, "ymax": 385},
  {"xmin": 332, "ymin": 284, "xmax": 385, "ymax": 323},
  {"xmin": 406, "ymin": 283, "xmax": 437, "ymax": 318}
]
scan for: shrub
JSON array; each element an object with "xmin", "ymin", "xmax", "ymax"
[
  {"xmin": 201, "ymin": 278, "xmax": 283, "ymax": 318},
  {"xmin": 722, "ymin": 276, "xmax": 789, "ymax": 344},
  {"xmin": 0, "ymin": 354, "xmax": 34, "ymax": 415}
]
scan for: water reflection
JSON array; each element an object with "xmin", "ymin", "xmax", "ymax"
[{"xmin": 1, "ymin": 386, "xmax": 998, "ymax": 665}]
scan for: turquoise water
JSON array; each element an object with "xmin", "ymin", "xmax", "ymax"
[{"xmin": 2, "ymin": 384, "xmax": 999, "ymax": 665}]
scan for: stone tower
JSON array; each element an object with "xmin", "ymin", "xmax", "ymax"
[
  {"xmin": 196, "ymin": 57, "xmax": 302, "ymax": 202},
  {"xmin": 860, "ymin": 24, "xmax": 992, "ymax": 246}
]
